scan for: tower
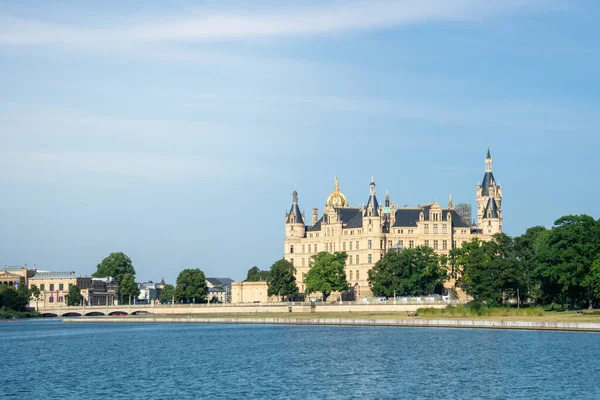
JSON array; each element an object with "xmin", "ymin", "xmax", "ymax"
[
  {"xmin": 476, "ymin": 146, "xmax": 502, "ymax": 234},
  {"xmin": 285, "ymin": 189, "xmax": 306, "ymax": 239}
]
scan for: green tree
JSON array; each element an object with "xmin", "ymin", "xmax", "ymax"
[
  {"xmin": 368, "ymin": 246, "xmax": 446, "ymax": 297},
  {"xmin": 159, "ymin": 284, "xmax": 175, "ymax": 304},
  {"xmin": 119, "ymin": 273, "xmax": 140, "ymax": 304},
  {"xmin": 267, "ymin": 259, "xmax": 299, "ymax": 299},
  {"xmin": 245, "ymin": 266, "xmax": 270, "ymax": 282},
  {"xmin": 93, "ymin": 252, "xmax": 136, "ymax": 286},
  {"xmin": 536, "ymin": 215, "xmax": 600, "ymax": 309},
  {"xmin": 514, "ymin": 226, "xmax": 548, "ymax": 302},
  {"xmin": 175, "ymin": 269, "xmax": 208, "ymax": 303},
  {"xmin": 66, "ymin": 285, "xmax": 83, "ymax": 306},
  {"xmin": 455, "ymin": 234, "xmax": 521, "ymax": 305},
  {"xmin": 0, "ymin": 283, "xmax": 29, "ymax": 311},
  {"xmin": 29, "ymin": 284, "xmax": 41, "ymax": 303},
  {"xmin": 305, "ymin": 252, "xmax": 349, "ymax": 302}
]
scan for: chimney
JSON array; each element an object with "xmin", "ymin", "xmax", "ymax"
[{"xmin": 312, "ymin": 208, "xmax": 318, "ymax": 225}]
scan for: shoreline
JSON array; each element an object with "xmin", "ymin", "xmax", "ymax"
[{"xmin": 63, "ymin": 316, "xmax": 600, "ymax": 332}]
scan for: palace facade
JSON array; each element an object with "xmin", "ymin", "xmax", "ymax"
[{"xmin": 284, "ymin": 148, "xmax": 503, "ymax": 299}]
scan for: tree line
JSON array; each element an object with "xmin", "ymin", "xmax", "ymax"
[{"xmin": 257, "ymin": 214, "xmax": 600, "ymax": 309}]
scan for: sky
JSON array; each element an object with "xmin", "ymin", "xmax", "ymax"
[{"xmin": 1, "ymin": 0, "xmax": 599, "ymax": 283}]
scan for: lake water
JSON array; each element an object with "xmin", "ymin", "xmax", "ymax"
[{"xmin": 1, "ymin": 319, "xmax": 598, "ymax": 399}]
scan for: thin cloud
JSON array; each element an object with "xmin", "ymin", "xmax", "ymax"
[{"xmin": 0, "ymin": 0, "xmax": 559, "ymax": 49}]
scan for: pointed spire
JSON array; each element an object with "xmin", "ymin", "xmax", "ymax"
[
  {"xmin": 292, "ymin": 189, "xmax": 298, "ymax": 204},
  {"xmin": 370, "ymin": 177, "xmax": 376, "ymax": 196},
  {"xmin": 385, "ymin": 189, "xmax": 390, "ymax": 203},
  {"xmin": 448, "ymin": 193, "xmax": 453, "ymax": 208},
  {"xmin": 485, "ymin": 143, "xmax": 493, "ymax": 172}
]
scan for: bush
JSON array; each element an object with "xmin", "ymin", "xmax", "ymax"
[{"xmin": 417, "ymin": 304, "xmax": 543, "ymax": 317}]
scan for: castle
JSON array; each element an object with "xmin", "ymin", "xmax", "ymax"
[{"xmin": 284, "ymin": 147, "xmax": 503, "ymax": 299}]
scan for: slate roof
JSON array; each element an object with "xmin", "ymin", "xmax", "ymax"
[
  {"xmin": 286, "ymin": 203, "xmax": 304, "ymax": 225},
  {"xmin": 308, "ymin": 216, "xmax": 323, "ymax": 231},
  {"xmin": 31, "ymin": 271, "xmax": 84, "ymax": 280},
  {"xmin": 392, "ymin": 208, "xmax": 470, "ymax": 228},
  {"xmin": 364, "ymin": 194, "xmax": 380, "ymax": 217},
  {"xmin": 214, "ymin": 277, "xmax": 234, "ymax": 286},
  {"xmin": 481, "ymin": 171, "xmax": 496, "ymax": 196},
  {"xmin": 482, "ymin": 198, "xmax": 499, "ymax": 219}
]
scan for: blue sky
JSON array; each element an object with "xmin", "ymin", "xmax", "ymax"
[{"xmin": 1, "ymin": 0, "xmax": 599, "ymax": 283}]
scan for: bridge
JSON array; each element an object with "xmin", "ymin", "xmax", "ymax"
[{"xmin": 35, "ymin": 300, "xmax": 451, "ymax": 317}]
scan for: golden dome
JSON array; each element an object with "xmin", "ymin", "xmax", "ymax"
[{"xmin": 326, "ymin": 176, "xmax": 348, "ymax": 208}]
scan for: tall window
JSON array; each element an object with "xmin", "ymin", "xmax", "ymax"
[
  {"xmin": 388, "ymin": 240, "xmax": 392, "ymax": 248},
  {"xmin": 343, "ymin": 242, "xmax": 346, "ymax": 251},
  {"xmin": 40, "ymin": 284, "xmax": 45, "ymax": 291},
  {"xmin": 349, "ymin": 270, "xmax": 353, "ymax": 281},
  {"xmin": 356, "ymin": 270, "xmax": 360, "ymax": 280},
  {"xmin": 356, "ymin": 241, "xmax": 360, "ymax": 250},
  {"xmin": 409, "ymin": 240, "xmax": 414, "ymax": 249},
  {"xmin": 50, "ymin": 284, "xmax": 55, "ymax": 291},
  {"xmin": 368, "ymin": 254, "xmax": 372, "ymax": 263},
  {"xmin": 433, "ymin": 224, "xmax": 438, "ymax": 234},
  {"xmin": 302, "ymin": 245, "xmax": 305, "ymax": 253},
  {"xmin": 349, "ymin": 256, "xmax": 353, "ymax": 265},
  {"xmin": 425, "ymin": 240, "xmax": 430, "ymax": 247},
  {"xmin": 308, "ymin": 244, "xmax": 311, "ymax": 253},
  {"xmin": 349, "ymin": 242, "xmax": 353, "ymax": 250},
  {"xmin": 433, "ymin": 240, "xmax": 438, "ymax": 250},
  {"xmin": 315, "ymin": 244, "xmax": 318, "ymax": 252},
  {"xmin": 290, "ymin": 245, "xmax": 294, "ymax": 254},
  {"xmin": 443, "ymin": 240, "xmax": 448, "ymax": 250},
  {"xmin": 368, "ymin": 240, "xmax": 372, "ymax": 249},
  {"xmin": 356, "ymin": 255, "xmax": 360, "ymax": 264},
  {"xmin": 442, "ymin": 224, "xmax": 447, "ymax": 234},
  {"xmin": 302, "ymin": 258, "xmax": 305, "ymax": 267},
  {"xmin": 290, "ymin": 258, "xmax": 294, "ymax": 266},
  {"xmin": 424, "ymin": 224, "xmax": 429, "ymax": 234},
  {"xmin": 59, "ymin": 283, "xmax": 64, "ymax": 291}
]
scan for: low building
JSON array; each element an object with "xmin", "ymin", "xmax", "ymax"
[
  {"xmin": 230, "ymin": 281, "xmax": 278, "ymax": 304},
  {"xmin": 28, "ymin": 271, "xmax": 92, "ymax": 306},
  {"xmin": 206, "ymin": 277, "xmax": 234, "ymax": 303},
  {"xmin": 0, "ymin": 265, "xmax": 32, "ymax": 289},
  {"xmin": 82, "ymin": 277, "xmax": 118, "ymax": 306},
  {"xmin": 137, "ymin": 281, "xmax": 161, "ymax": 304}
]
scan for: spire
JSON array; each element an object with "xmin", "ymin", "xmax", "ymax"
[
  {"xmin": 287, "ymin": 189, "xmax": 304, "ymax": 224},
  {"xmin": 485, "ymin": 143, "xmax": 493, "ymax": 172},
  {"xmin": 385, "ymin": 189, "xmax": 390, "ymax": 206},
  {"xmin": 364, "ymin": 178, "xmax": 379, "ymax": 217},
  {"xmin": 448, "ymin": 193, "xmax": 453, "ymax": 208}
]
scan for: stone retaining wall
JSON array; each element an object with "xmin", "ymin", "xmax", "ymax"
[{"xmin": 63, "ymin": 317, "xmax": 600, "ymax": 332}]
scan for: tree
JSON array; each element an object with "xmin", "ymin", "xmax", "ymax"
[
  {"xmin": 93, "ymin": 252, "xmax": 136, "ymax": 286},
  {"xmin": 119, "ymin": 273, "xmax": 140, "ymax": 305},
  {"xmin": 0, "ymin": 283, "xmax": 29, "ymax": 312},
  {"xmin": 245, "ymin": 266, "xmax": 270, "ymax": 282},
  {"xmin": 267, "ymin": 259, "xmax": 299, "ymax": 300},
  {"xmin": 159, "ymin": 284, "xmax": 175, "ymax": 304},
  {"xmin": 536, "ymin": 215, "xmax": 600, "ymax": 309},
  {"xmin": 514, "ymin": 226, "xmax": 548, "ymax": 302},
  {"xmin": 175, "ymin": 269, "xmax": 208, "ymax": 303},
  {"xmin": 29, "ymin": 284, "xmax": 41, "ymax": 303},
  {"xmin": 455, "ymin": 234, "xmax": 522, "ymax": 305},
  {"xmin": 66, "ymin": 285, "xmax": 83, "ymax": 306},
  {"xmin": 368, "ymin": 246, "xmax": 446, "ymax": 298},
  {"xmin": 305, "ymin": 252, "xmax": 349, "ymax": 302}
]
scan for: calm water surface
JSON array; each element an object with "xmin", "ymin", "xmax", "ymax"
[{"xmin": 1, "ymin": 319, "xmax": 598, "ymax": 399}]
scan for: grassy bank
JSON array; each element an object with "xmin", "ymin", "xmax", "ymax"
[
  {"xmin": 0, "ymin": 306, "xmax": 41, "ymax": 319},
  {"xmin": 418, "ymin": 305, "xmax": 543, "ymax": 318}
]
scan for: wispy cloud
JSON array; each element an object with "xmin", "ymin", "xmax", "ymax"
[{"xmin": 0, "ymin": 0, "xmax": 559, "ymax": 50}]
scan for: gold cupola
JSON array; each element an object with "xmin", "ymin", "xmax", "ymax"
[{"xmin": 326, "ymin": 176, "xmax": 348, "ymax": 208}]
